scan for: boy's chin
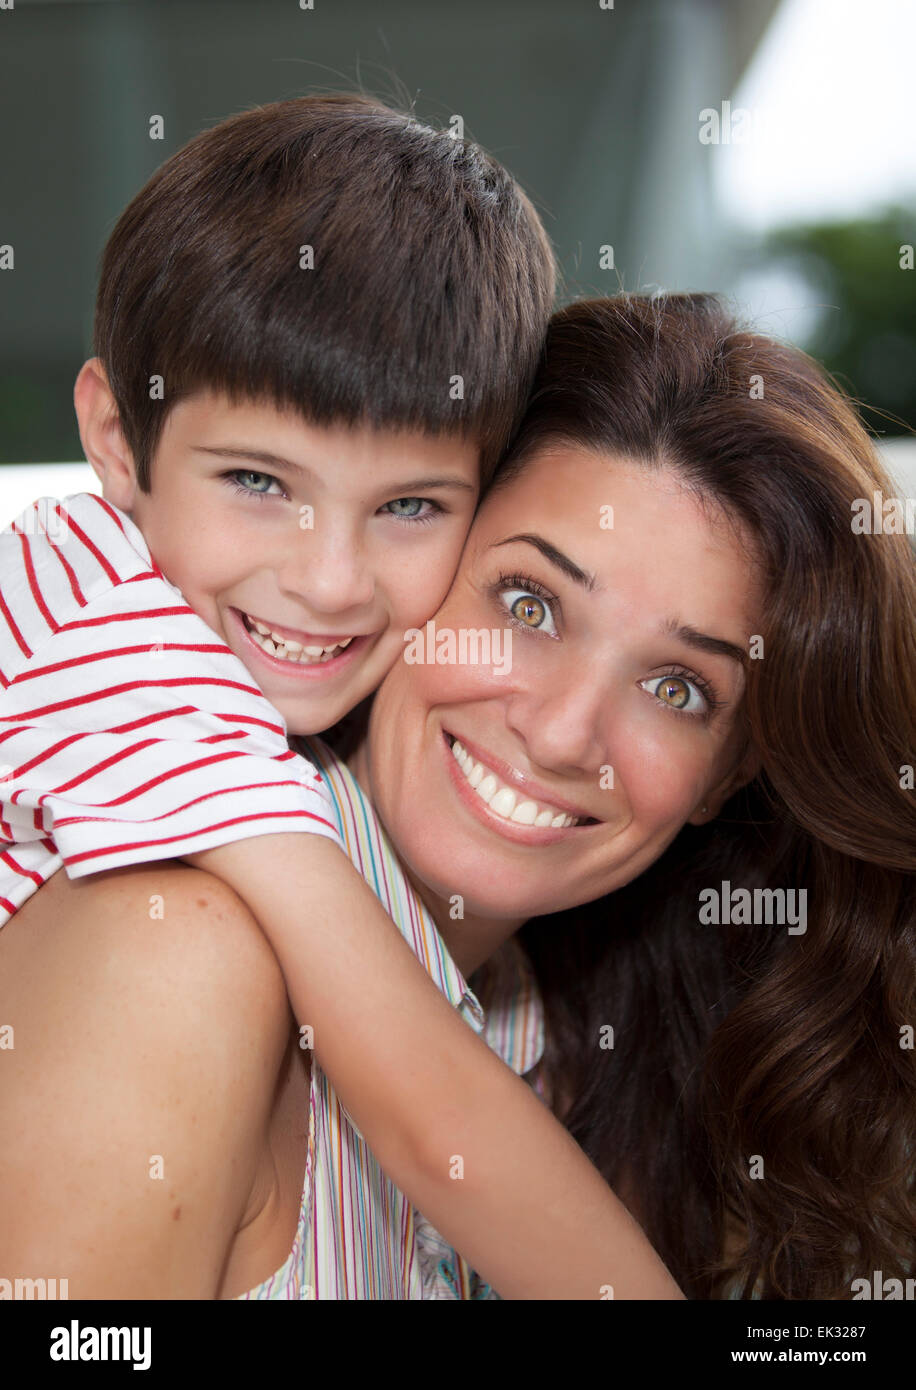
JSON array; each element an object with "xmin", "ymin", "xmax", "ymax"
[
  {"xmin": 280, "ymin": 709, "xmax": 330, "ymax": 740},
  {"xmin": 277, "ymin": 697, "xmax": 355, "ymax": 742}
]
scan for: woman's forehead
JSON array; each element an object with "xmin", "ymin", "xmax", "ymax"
[
  {"xmin": 469, "ymin": 446, "xmax": 762, "ymax": 633},
  {"xmin": 476, "ymin": 447, "xmax": 722, "ymax": 544}
]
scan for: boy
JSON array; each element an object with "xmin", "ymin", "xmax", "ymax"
[{"xmin": 0, "ymin": 96, "xmax": 678, "ymax": 1299}]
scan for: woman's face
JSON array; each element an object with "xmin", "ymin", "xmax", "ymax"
[{"xmin": 359, "ymin": 447, "xmax": 762, "ymax": 923}]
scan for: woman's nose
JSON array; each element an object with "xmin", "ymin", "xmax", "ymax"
[{"xmin": 503, "ymin": 672, "xmax": 610, "ymax": 777}]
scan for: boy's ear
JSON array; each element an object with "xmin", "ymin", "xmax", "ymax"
[
  {"xmin": 687, "ymin": 740, "xmax": 762, "ymax": 826},
  {"xmin": 74, "ymin": 358, "xmax": 141, "ymax": 513}
]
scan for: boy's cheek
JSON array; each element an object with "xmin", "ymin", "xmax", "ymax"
[{"xmin": 388, "ymin": 524, "xmax": 476, "ymax": 628}]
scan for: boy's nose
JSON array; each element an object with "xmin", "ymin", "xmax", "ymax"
[{"xmin": 278, "ymin": 533, "xmax": 375, "ymax": 615}]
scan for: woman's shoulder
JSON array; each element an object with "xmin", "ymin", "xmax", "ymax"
[
  {"xmin": 5, "ymin": 862, "xmax": 291, "ymax": 1102},
  {"xmin": 99, "ymin": 861, "xmax": 291, "ymax": 1010},
  {"xmin": 0, "ymin": 861, "xmax": 292, "ymax": 1295},
  {"xmin": 14, "ymin": 860, "xmax": 291, "ymax": 1048}
]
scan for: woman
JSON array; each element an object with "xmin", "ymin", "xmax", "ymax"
[
  {"xmin": 318, "ymin": 291, "xmax": 915, "ymax": 1300},
  {"xmin": 4, "ymin": 293, "xmax": 912, "ymax": 1298}
]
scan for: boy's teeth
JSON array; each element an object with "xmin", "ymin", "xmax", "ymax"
[
  {"xmin": 244, "ymin": 613, "xmax": 354, "ymax": 664},
  {"xmin": 449, "ymin": 738, "xmax": 580, "ymax": 828}
]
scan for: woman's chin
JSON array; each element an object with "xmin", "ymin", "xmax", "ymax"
[{"xmin": 412, "ymin": 847, "xmax": 568, "ymax": 923}]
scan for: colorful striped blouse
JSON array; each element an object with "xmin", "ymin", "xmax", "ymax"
[{"xmin": 239, "ymin": 734, "xmax": 547, "ymax": 1300}]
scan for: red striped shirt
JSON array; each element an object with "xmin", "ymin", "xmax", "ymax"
[{"xmin": 0, "ymin": 493, "xmax": 340, "ymax": 926}]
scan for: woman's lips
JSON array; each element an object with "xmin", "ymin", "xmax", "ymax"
[
  {"xmin": 445, "ymin": 729, "xmax": 599, "ymax": 822},
  {"xmin": 230, "ymin": 606, "xmax": 371, "ymax": 678},
  {"xmin": 442, "ymin": 729, "xmax": 601, "ymax": 846}
]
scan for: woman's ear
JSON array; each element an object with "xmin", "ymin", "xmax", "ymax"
[
  {"xmin": 688, "ymin": 741, "xmax": 762, "ymax": 825},
  {"xmin": 74, "ymin": 358, "xmax": 140, "ymax": 513}
]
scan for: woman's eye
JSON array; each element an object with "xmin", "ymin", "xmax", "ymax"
[
  {"xmin": 640, "ymin": 674, "xmax": 706, "ymax": 715},
  {"xmin": 501, "ymin": 587, "xmax": 558, "ymax": 637},
  {"xmin": 382, "ymin": 497, "xmax": 437, "ymax": 522}
]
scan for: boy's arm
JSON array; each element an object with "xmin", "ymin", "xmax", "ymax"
[{"xmin": 182, "ymin": 833, "xmax": 683, "ymax": 1300}]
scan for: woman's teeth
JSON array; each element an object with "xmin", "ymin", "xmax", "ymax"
[
  {"xmin": 243, "ymin": 613, "xmax": 354, "ymax": 664},
  {"xmin": 450, "ymin": 738, "xmax": 580, "ymax": 828}
]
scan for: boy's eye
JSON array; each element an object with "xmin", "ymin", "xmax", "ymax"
[
  {"xmin": 381, "ymin": 497, "xmax": 439, "ymax": 523},
  {"xmin": 638, "ymin": 673, "xmax": 708, "ymax": 716},
  {"xmin": 223, "ymin": 469, "xmax": 285, "ymax": 500}
]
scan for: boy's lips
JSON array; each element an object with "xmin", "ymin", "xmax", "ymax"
[
  {"xmin": 229, "ymin": 606, "xmax": 373, "ymax": 677},
  {"xmin": 235, "ymin": 608, "xmax": 360, "ymax": 647}
]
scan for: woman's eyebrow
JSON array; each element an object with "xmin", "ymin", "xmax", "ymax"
[
  {"xmin": 492, "ymin": 533, "xmax": 596, "ymax": 590},
  {"xmin": 662, "ymin": 619, "xmax": 747, "ymax": 667}
]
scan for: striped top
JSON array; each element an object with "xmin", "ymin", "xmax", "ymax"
[
  {"xmin": 239, "ymin": 734, "xmax": 547, "ymax": 1300},
  {"xmin": 0, "ymin": 493, "xmax": 340, "ymax": 924}
]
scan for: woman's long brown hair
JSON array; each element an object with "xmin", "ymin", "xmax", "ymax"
[{"xmin": 481, "ymin": 294, "xmax": 916, "ymax": 1299}]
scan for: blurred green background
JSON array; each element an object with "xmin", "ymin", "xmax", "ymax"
[
  {"xmin": 762, "ymin": 209, "xmax": 916, "ymax": 437},
  {"xmin": 1, "ymin": 0, "xmax": 914, "ymax": 466}
]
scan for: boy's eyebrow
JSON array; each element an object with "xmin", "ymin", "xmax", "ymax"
[
  {"xmin": 493, "ymin": 533, "xmax": 747, "ymax": 666},
  {"xmin": 192, "ymin": 445, "xmax": 477, "ymax": 493}
]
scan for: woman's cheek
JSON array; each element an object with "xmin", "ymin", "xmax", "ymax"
[
  {"xmin": 615, "ymin": 730, "xmax": 705, "ymax": 832},
  {"xmin": 407, "ymin": 636, "xmax": 518, "ymax": 704}
]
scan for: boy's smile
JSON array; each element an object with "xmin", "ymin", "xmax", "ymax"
[{"xmin": 78, "ymin": 370, "xmax": 480, "ymax": 736}]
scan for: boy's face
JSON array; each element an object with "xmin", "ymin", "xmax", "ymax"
[{"xmin": 122, "ymin": 392, "xmax": 480, "ymax": 735}]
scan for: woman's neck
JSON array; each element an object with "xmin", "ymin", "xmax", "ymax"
[{"xmin": 344, "ymin": 736, "xmax": 525, "ymax": 978}]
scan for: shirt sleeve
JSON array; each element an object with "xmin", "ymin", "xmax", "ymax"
[{"xmin": 0, "ymin": 575, "xmax": 342, "ymax": 879}]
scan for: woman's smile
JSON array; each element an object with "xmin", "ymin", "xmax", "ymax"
[{"xmin": 443, "ymin": 730, "xmax": 603, "ymax": 839}]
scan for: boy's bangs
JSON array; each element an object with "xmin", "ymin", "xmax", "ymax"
[{"xmin": 143, "ymin": 262, "xmax": 511, "ymax": 456}]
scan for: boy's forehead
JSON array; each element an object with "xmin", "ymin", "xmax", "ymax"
[{"xmin": 157, "ymin": 388, "xmax": 482, "ymax": 483}]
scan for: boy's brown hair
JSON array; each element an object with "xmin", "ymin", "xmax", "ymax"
[{"xmin": 93, "ymin": 94, "xmax": 556, "ymax": 489}]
